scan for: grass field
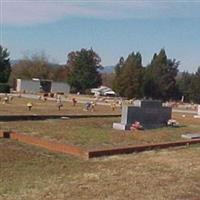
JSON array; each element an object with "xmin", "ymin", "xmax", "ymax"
[
  {"xmin": 1, "ymin": 139, "xmax": 200, "ymax": 200},
  {"xmin": 0, "ymin": 113, "xmax": 200, "ymax": 150},
  {"xmin": 1, "ymin": 97, "xmax": 200, "ymax": 199}
]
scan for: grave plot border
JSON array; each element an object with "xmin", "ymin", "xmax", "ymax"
[
  {"xmin": 0, "ymin": 114, "xmax": 121, "ymax": 121},
  {"xmin": 1, "ymin": 130, "xmax": 200, "ymax": 159},
  {"xmin": 0, "ymin": 131, "xmax": 87, "ymax": 158}
]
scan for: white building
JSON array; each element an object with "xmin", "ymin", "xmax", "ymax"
[
  {"xmin": 16, "ymin": 79, "xmax": 70, "ymax": 94},
  {"xmin": 91, "ymin": 86, "xmax": 116, "ymax": 96},
  {"xmin": 16, "ymin": 79, "xmax": 40, "ymax": 94}
]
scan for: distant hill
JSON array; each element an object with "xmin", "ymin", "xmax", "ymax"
[
  {"xmin": 10, "ymin": 60, "xmax": 63, "ymax": 68},
  {"xmin": 101, "ymin": 66, "xmax": 115, "ymax": 73},
  {"xmin": 10, "ymin": 60, "xmax": 115, "ymax": 73}
]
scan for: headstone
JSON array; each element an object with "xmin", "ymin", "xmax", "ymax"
[
  {"xmin": 113, "ymin": 100, "xmax": 172, "ymax": 130},
  {"xmin": 194, "ymin": 105, "xmax": 200, "ymax": 118},
  {"xmin": 182, "ymin": 133, "xmax": 200, "ymax": 139},
  {"xmin": 133, "ymin": 100, "xmax": 141, "ymax": 107}
]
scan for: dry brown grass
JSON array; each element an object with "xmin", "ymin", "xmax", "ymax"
[
  {"xmin": 1, "ymin": 99, "xmax": 200, "ymax": 199},
  {"xmin": 0, "ymin": 113, "xmax": 200, "ymax": 150},
  {"xmin": 1, "ymin": 139, "xmax": 200, "ymax": 200}
]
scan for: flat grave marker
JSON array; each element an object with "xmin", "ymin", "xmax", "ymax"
[{"xmin": 182, "ymin": 133, "xmax": 200, "ymax": 139}]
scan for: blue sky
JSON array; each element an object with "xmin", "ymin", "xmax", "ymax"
[{"xmin": 1, "ymin": 0, "xmax": 200, "ymax": 72}]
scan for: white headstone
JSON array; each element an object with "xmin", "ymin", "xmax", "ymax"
[
  {"xmin": 198, "ymin": 105, "xmax": 200, "ymax": 116},
  {"xmin": 133, "ymin": 100, "xmax": 141, "ymax": 107},
  {"xmin": 193, "ymin": 104, "xmax": 200, "ymax": 118}
]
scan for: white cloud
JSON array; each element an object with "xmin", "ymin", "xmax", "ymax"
[
  {"xmin": 2, "ymin": 1, "xmax": 88, "ymax": 25},
  {"xmin": 1, "ymin": 0, "xmax": 200, "ymax": 26}
]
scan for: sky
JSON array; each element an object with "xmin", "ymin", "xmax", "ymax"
[{"xmin": 1, "ymin": 0, "xmax": 200, "ymax": 72}]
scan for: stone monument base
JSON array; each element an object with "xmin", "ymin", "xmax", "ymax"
[
  {"xmin": 113, "ymin": 122, "xmax": 167, "ymax": 130},
  {"xmin": 113, "ymin": 123, "xmax": 129, "ymax": 130}
]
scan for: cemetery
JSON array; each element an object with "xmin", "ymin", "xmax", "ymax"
[
  {"xmin": 2, "ymin": 1, "xmax": 200, "ymax": 197},
  {"xmin": 0, "ymin": 95, "xmax": 120, "ymax": 116},
  {"xmin": 1, "ymin": 112, "xmax": 200, "ymax": 156},
  {"xmin": 1, "ymin": 94, "xmax": 200, "ymax": 199},
  {"xmin": 1, "ymin": 95, "xmax": 200, "ymax": 157}
]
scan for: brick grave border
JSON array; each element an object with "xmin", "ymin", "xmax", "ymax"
[
  {"xmin": 0, "ymin": 130, "xmax": 88, "ymax": 159},
  {"xmin": 1, "ymin": 130, "xmax": 200, "ymax": 159}
]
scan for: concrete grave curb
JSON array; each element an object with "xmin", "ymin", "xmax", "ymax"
[{"xmin": 0, "ymin": 114, "xmax": 121, "ymax": 121}]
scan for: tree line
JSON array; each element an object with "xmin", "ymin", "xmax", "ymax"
[
  {"xmin": 1, "ymin": 44, "xmax": 200, "ymax": 103},
  {"xmin": 112, "ymin": 49, "xmax": 200, "ymax": 103},
  {"xmin": 113, "ymin": 49, "xmax": 179, "ymax": 101}
]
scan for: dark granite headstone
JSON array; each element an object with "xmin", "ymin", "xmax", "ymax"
[{"xmin": 113, "ymin": 100, "xmax": 172, "ymax": 130}]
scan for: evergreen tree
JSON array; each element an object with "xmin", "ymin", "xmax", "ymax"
[
  {"xmin": 176, "ymin": 71, "xmax": 193, "ymax": 102},
  {"xmin": 190, "ymin": 67, "xmax": 200, "ymax": 103},
  {"xmin": 113, "ymin": 52, "xmax": 143, "ymax": 99},
  {"xmin": 143, "ymin": 49, "xmax": 179, "ymax": 100},
  {"xmin": 112, "ymin": 57, "xmax": 124, "ymax": 95},
  {"xmin": 66, "ymin": 48, "xmax": 102, "ymax": 93},
  {"xmin": 0, "ymin": 45, "xmax": 11, "ymax": 83}
]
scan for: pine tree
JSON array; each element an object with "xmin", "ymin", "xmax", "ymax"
[
  {"xmin": 0, "ymin": 45, "xmax": 11, "ymax": 83},
  {"xmin": 113, "ymin": 52, "xmax": 143, "ymax": 99},
  {"xmin": 190, "ymin": 67, "xmax": 200, "ymax": 103},
  {"xmin": 113, "ymin": 57, "xmax": 124, "ymax": 95},
  {"xmin": 176, "ymin": 71, "xmax": 193, "ymax": 102},
  {"xmin": 143, "ymin": 49, "xmax": 179, "ymax": 100}
]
